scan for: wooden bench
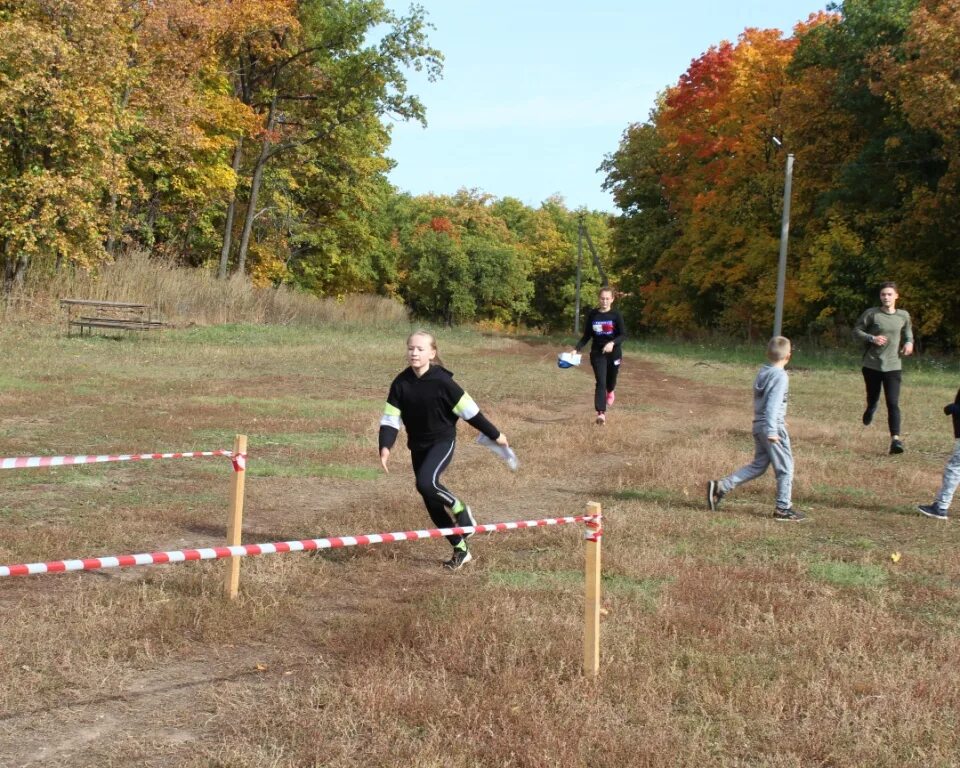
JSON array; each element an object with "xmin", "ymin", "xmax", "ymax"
[{"xmin": 60, "ymin": 298, "xmax": 166, "ymax": 337}]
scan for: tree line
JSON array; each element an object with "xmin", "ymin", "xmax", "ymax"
[
  {"xmin": 0, "ymin": 0, "xmax": 612, "ymax": 331},
  {"xmin": 602, "ymin": 0, "xmax": 960, "ymax": 348}
]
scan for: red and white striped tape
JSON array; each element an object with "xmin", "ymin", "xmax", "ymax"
[
  {"xmin": 584, "ymin": 516, "xmax": 603, "ymax": 543},
  {"xmin": 0, "ymin": 514, "xmax": 600, "ymax": 578},
  {"xmin": 0, "ymin": 450, "xmax": 243, "ymax": 471}
]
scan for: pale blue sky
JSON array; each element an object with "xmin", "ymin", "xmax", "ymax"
[{"xmin": 383, "ymin": 1, "xmax": 828, "ymax": 212}]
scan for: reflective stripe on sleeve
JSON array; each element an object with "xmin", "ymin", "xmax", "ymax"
[
  {"xmin": 453, "ymin": 393, "xmax": 479, "ymax": 420},
  {"xmin": 380, "ymin": 403, "xmax": 401, "ymax": 429}
]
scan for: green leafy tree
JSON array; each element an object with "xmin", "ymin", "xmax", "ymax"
[
  {"xmin": 220, "ymin": 0, "xmax": 442, "ymax": 283},
  {"xmin": 0, "ymin": 0, "xmax": 128, "ymax": 288}
]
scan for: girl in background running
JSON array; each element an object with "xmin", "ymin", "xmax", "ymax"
[
  {"xmin": 573, "ymin": 286, "xmax": 626, "ymax": 425},
  {"xmin": 378, "ymin": 331, "xmax": 510, "ymax": 571}
]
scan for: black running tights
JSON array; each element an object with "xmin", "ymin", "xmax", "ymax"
[
  {"xmin": 862, "ymin": 367, "xmax": 902, "ymax": 436},
  {"xmin": 410, "ymin": 440, "xmax": 463, "ymax": 546},
  {"xmin": 590, "ymin": 352, "xmax": 621, "ymax": 413}
]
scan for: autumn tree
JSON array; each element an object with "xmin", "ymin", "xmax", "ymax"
[
  {"xmin": 605, "ymin": 29, "xmax": 804, "ymax": 335},
  {"xmin": 868, "ymin": 0, "xmax": 960, "ymax": 344},
  {"xmin": 0, "ymin": 0, "xmax": 129, "ymax": 288},
  {"xmin": 218, "ymin": 0, "xmax": 442, "ymax": 285}
]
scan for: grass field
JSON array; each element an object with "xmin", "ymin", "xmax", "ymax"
[{"xmin": 2, "ymin": 323, "xmax": 960, "ymax": 767}]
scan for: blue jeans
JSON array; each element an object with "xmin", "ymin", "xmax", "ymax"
[
  {"xmin": 720, "ymin": 429, "xmax": 793, "ymax": 510},
  {"xmin": 935, "ymin": 439, "xmax": 960, "ymax": 511}
]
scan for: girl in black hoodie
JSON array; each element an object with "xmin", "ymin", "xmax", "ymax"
[
  {"xmin": 573, "ymin": 286, "xmax": 626, "ymax": 425},
  {"xmin": 379, "ymin": 331, "xmax": 510, "ymax": 570}
]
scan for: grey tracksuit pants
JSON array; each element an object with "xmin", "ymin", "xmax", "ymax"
[
  {"xmin": 935, "ymin": 439, "xmax": 960, "ymax": 511},
  {"xmin": 720, "ymin": 428, "xmax": 793, "ymax": 510}
]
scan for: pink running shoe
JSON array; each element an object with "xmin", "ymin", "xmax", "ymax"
[
  {"xmin": 595, "ymin": 412, "xmax": 606, "ymax": 425},
  {"xmin": 606, "ymin": 391, "xmax": 616, "ymax": 406}
]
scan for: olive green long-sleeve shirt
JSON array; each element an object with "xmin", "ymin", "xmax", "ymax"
[{"xmin": 853, "ymin": 307, "xmax": 913, "ymax": 372}]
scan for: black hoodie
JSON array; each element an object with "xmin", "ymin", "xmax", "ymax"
[
  {"xmin": 379, "ymin": 365, "xmax": 500, "ymax": 451},
  {"xmin": 945, "ymin": 387, "xmax": 960, "ymax": 439}
]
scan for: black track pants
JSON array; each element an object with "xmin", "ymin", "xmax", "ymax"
[
  {"xmin": 590, "ymin": 352, "xmax": 621, "ymax": 413},
  {"xmin": 410, "ymin": 439, "xmax": 464, "ymax": 547},
  {"xmin": 862, "ymin": 367, "xmax": 903, "ymax": 436}
]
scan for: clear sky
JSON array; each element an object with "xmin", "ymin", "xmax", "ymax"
[{"xmin": 382, "ymin": 0, "xmax": 828, "ymax": 212}]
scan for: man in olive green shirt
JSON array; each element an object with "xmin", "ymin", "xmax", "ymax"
[{"xmin": 853, "ymin": 282, "xmax": 914, "ymax": 454}]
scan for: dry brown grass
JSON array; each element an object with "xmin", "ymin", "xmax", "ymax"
[
  {"xmin": 0, "ymin": 251, "xmax": 409, "ymax": 327},
  {"xmin": 1, "ymin": 324, "xmax": 960, "ymax": 766}
]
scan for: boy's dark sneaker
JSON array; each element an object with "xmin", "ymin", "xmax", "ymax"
[
  {"xmin": 862, "ymin": 406, "xmax": 876, "ymax": 426},
  {"xmin": 774, "ymin": 508, "xmax": 807, "ymax": 522},
  {"xmin": 889, "ymin": 438, "xmax": 905, "ymax": 454},
  {"xmin": 707, "ymin": 480, "xmax": 725, "ymax": 512},
  {"xmin": 455, "ymin": 505, "xmax": 477, "ymax": 538},
  {"xmin": 917, "ymin": 503, "xmax": 949, "ymax": 521},
  {"xmin": 442, "ymin": 548, "xmax": 473, "ymax": 571}
]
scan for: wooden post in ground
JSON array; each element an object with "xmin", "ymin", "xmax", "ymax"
[
  {"xmin": 224, "ymin": 434, "xmax": 247, "ymax": 600},
  {"xmin": 583, "ymin": 501, "xmax": 602, "ymax": 678}
]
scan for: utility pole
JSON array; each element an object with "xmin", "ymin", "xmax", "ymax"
[
  {"xmin": 773, "ymin": 151, "xmax": 794, "ymax": 338},
  {"xmin": 574, "ymin": 213, "xmax": 608, "ymax": 335},
  {"xmin": 574, "ymin": 214, "xmax": 584, "ymax": 335}
]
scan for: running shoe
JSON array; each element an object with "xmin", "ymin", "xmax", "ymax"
[
  {"xmin": 774, "ymin": 508, "xmax": 808, "ymax": 522},
  {"xmin": 707, "ymin": 480, "xmax": 725, "ymax": 512},
  {"xmin": 606, "ymin": 391, "xmax": 616, "ymax": 406},
  {"xmin": 889, "ymin": 438, "xmax": 905, "ymax": 454},
  {"xmin": 917, "ymin": 503, "xmax": 948, "ymax": 520},
  {"xmin": 443, "ymin": 548, "xmax": 473, "ymax": 571},
  {"xmin": 595, "ymin": 412, "xmax": 606, "ymax": 425}
]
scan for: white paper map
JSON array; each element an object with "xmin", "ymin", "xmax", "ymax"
[{"xmin": 475, "ymin": 434, "xmax": 519, "ymax": 471}]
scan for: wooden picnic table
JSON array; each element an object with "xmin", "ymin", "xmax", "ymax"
[{"xmin": 60, "ymin": 298, "xmax": 165, "ymax": 336}]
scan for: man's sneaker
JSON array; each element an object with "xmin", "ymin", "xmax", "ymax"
[
  {"xmin": 918, "ymin": 503, "xmax": 949, "ymax": 520},
  {"xmin": 774, "ymin": 507, "xmax": 807, "ymax": 522},
  {"xmin": 862, "ymin": 406, "xmax": 876, "ymax": 426},
  {"xmin": 595, "ymin": 412, "xmax": 606, "ymax": 425},
  {"xmin": 455, "ymin": 505, "xmax": 477, "ymax": 538},
  {"xmin": 606, "ymin": 390, "xmax": 616, "ymax": 406},
  {"xmin": 442, "ymin": 548, "xmax": 473, "ymax": 571},
  {"xmin": 707, "ymin": 480, "xmax": 725, "ymax": 512},
  {"xmin": 889, "ymin": 438, "xmax": 905, "ymax": 455}
]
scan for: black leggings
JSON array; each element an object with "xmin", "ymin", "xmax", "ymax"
[
  {"xmin": 590, "ymin": 352, "xmax": 621, "ymax": 413},
  {"xmin": 410, "ymin": 439, "xmax": 464, "ymax": 546},
  {"xmin": 862, "ymin": 367, "xmax": 903, "ymax": 436}
]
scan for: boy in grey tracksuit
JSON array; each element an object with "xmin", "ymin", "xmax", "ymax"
[
  {"xmin": 917, "ymin": 387, "xmax": 960, "ymax": 521},
  {"xmin": 707, "ymin": 336, "xmax": 805, "ymax": 521}
]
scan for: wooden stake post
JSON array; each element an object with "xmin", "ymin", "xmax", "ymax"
[
  {"xmin": 583, "ymin": 501, "xmax": 602, "ymax": 677},
  {"xmin": 224, "ymin": 434, "xmax": 247, "ymax": 600}
]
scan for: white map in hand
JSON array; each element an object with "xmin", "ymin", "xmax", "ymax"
[{"xmin": 475, "ymin": 434, "xmax": 519, "ymax": 471}]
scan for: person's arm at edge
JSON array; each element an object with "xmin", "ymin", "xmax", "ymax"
[
  {"xmin": 610, "ymin": 310, "xmax": 627, "ymax": 347},
  {"xmin": 378, "ymin": 388, "xmax": 401, "ymax": 472},
  {"xmin": 765, "ymin": 370, "xmax": 788, "ymax": 442},
  {"xmin": 574, "ymin": 310, "xmax": 593, "ymax": 352},
  {"xmin": 453, "ymin": 389, "xmax": 508, "ymax": 447},
  {"xmin": 902, "ymin": 311, "xmax": 914, "ymax": 356},
  {"xmin": 852, "ymin": 308, "xmax": 876, "ymax": 345}
]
